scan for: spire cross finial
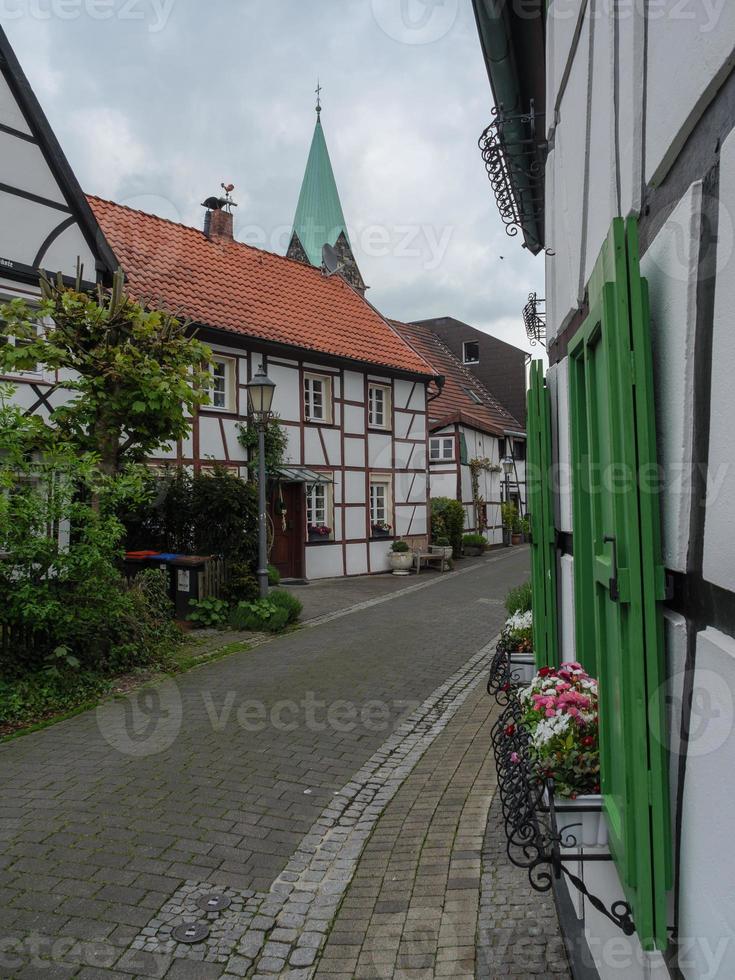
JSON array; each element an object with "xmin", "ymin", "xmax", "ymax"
[{"xmin": 315, "ymin": 79, "xmax": 322, "ymax": 114}]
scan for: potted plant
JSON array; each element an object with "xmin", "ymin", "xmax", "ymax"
[
  {"xmin": 520, "ymin": 515, "xmax": 531, "ymax": 543},
  {"xmin": 371, "ymin": 520, "xmax": 392, "ymax": 539},
  {"xmin": 308, "ymin": 524, "xmax": 331, "ymax": 542},
  {"xmin": 498, "ymin": 609, "xmax": 535, "ymax": 683},
  {"xmin": 511, "ymin": 510, "xmax": 523, "ymax": 546},
  {"xmin": 518, "ymin": 663, "xmax": 606, "ymax": 849},
  {"xmin": 430, "ymin": 536, "xmax": 453, "ymax": 560},
  {"xmin": 501, "ymin": 502, "xmax": 517, "ymax": 547},
  {"xmin": 462, "ymin": 532, "xmax": 486, "ymax": 557},
  {"xmin": 389, "ymin": 540, "xmax": 413, "ymax": 575}
]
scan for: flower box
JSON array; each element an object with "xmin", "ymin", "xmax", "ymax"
[
  {"xmin": 509, "ymin": 652, "xmax": 536, "ymax": 685},
  {"xmin": 544, "ymin": 787, "xmax": 608, "ymax": 850},
  {"xmin": 308, "ymin": 525, "xmax": 332, "ymax": 542},
  {"xmin": 371, "ymin": 526, "xmax": 391, "ymax": 539}
]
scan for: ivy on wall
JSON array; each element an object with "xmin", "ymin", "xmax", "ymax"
[{"xmin": 469, "ymin": 457, "xmax": 501, "ymax": 534}]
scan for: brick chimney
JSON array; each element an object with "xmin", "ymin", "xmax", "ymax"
[
  {"xmin": 202, "ymin": 184, "xmax": 237, "ymax": 241},
  {"xmin": 204, "ymin": 207, "xmax": 233, "ymax": 241}
]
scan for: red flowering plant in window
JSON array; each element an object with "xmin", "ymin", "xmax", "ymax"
[
  {"xmin": 308, "ymin": 524, "xmax": 332, "ymax": 537},
  {"xmin": 517, "ymin": 662, "xmax": 600, "ymax": 798}
]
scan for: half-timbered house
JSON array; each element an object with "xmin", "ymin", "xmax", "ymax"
[{"xmin": 0, "ymin": 26, "xmax": 436, "ymax": 581}]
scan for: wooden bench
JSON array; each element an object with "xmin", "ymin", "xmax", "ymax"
[{"xmin": 413, "ymin": 552, "xmax": 449, "ymax": 574}]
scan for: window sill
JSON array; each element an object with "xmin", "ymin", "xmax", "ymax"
[
  {"xmin": 200, "ymin": 405, "xmax": 237, "ymax": 415},
  {"xmin": 306, "ymin": 538, "xmax": 336, "ymax": 545},
  {"xmin": 367, "ymin": 426, "xmax": 392, "ymax": 434}
]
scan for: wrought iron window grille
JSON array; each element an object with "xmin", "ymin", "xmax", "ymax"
[
  {"xmin": 479, "ymin": 100, "xmax": 547, "ymax": 252},
  {"xmin": 523, "ymin": 292, "xmax": 546, "ymax": 348},
  {"xmin": 486, "ymin": 646, "xmax": 636, "ymax": 937}
]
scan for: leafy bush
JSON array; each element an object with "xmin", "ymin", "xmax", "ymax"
[
  {"xmin": 462, "ymin": 533, "xmax": 486, "ymax": 548},
  {"xmin": 431, "ymin": 497, "xmax": 465, "ymax": 558},
  {"xmin": 506, "ymin": 579, "xmax": 532, "ymax": 616},
  {"xmin": 268, "ymin": 564, "xmax": 281, "ymax": 586},
  {"xmin": 187, "ymin": 597, "xmax": 229, "ymax": 629},
  {"xmin": 435, "ymin": 536, "xmax": 450, "ymax": 547},
  {"xmin": 229, "ymin": 599, "xmax": 289, "ymax": 633},
  {"xmin": 501, "ymin": 501, "xmax": 518, "ymax": 531},
  {"xmin": 221, "ymin": 562, "xmax": 260, "ymax": 605},
  {"xmin": 391, "ymin": 540, "xmax": 410, "ymax": 553},
  {"xmin": 269, "ymin": 589, "xmax": 303, "ymax": 625}
]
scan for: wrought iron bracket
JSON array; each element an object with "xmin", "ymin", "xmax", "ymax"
[
  {"xmin": 523, "ymin": 292, "xmax": 546, "ymax": 348},
  {"xmin": 486, "ymin": 646, "xmax": 636, "ymax": 939}
]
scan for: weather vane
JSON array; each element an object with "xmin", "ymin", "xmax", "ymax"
[
  {"xmin": 315, "ymin": 79, "xmax": 322, "ymax": 115},
  {"xmin": 221, "ymin": 183, "xmax": 236, "ymax": 213}
]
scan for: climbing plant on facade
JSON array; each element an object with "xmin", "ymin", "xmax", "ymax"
[{"xmin": 469, "ymin": 457, "xmax": 501, "ymax": 533}]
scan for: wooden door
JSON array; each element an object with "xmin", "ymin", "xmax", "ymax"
[{"xmin": 270, "ymin": 483, "xmax": 305, "ymax": 579}]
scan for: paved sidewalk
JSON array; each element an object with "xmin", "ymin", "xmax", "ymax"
[{"xmin": 0, "ymin": 549, "xmax": 530, "ymax": 977}]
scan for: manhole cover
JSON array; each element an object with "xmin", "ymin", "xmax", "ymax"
[
  {"xmin": 196, "ymin": 893, "xmax": 231, "ymax": 913},
  {"xmin": 172, "ymin": 922, "xmax": 210, "ymax": 944}
]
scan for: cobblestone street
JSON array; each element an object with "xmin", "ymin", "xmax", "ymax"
[{"xmin": 0, "ymin": 547, "xmax": 569, "ymax": 978}]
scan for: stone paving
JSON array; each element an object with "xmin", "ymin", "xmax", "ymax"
[{"xmin": 0, "ymin": 549, "xmax": 530, "ymax": 977}]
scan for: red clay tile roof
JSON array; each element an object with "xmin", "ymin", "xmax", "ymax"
[
  {"xmin": 87, "ymin": 196, "xmax": 433, "ymax": 377},
  {"xmin": 391, "ymin": 320, "xmax": 523, "ymax": 436}
]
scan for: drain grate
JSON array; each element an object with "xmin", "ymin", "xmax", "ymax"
[
  {"xmin": 172, "ymin": 922, "xmax": 211, "ymax": 945},
  {"xmin": 196, "ymin": 893, "xmax": 232, "ymax": 913}
]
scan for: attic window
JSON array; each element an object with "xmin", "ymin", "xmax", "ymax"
[
  {"xmin": 463, "ymin": 341, "xmax": 479, "ymax": 364},
  {"xmin": 463, "ymin": 387, "xmax": 483, "ymax": 405}
]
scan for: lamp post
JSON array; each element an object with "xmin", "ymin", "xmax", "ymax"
[
  {"xmin": 247, "ymin": 364, "xmax": 276, "ymax": 599},
  {"xmin": 502, "ymin": 455, "xmax": 514, "ymax": 547}
]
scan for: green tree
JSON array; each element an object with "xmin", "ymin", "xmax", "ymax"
[{"xmin": 0, "ymin": 269, "xmax": 212, "ymax": 478}]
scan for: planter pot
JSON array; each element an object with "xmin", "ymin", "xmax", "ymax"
[
  {"xmin": 544, "ymin": 789, "xmax": 609, "ymax": 850},
  {"xmin": 502, "ymin": 528, "xmax": 511, "ymax": 547},
  {"xmin": 308, "ymin": 531, "xmax": 331, "ymax": 543},
  {"xmin": 463, "ymin": 546, "xmax": 483, "ymax": 557},
  {"xmin": 389, "ymin": 552, "xmax": 414, "ymax": 576},
  {"xmin": 509, "ymin": 652, "xmax": 535, "ymax": 685},
  {"xmin": 511, "ymin": 532, "xmax": 522, "ymax": 546},
  {"xmin": 371, "ymin": 528, "xmax": 391, "ymax": 539},
  {"xmin": 430, "ymin": 545, "xmax": 453, "ymax": 560}
]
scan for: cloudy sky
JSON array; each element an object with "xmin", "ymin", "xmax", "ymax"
[{"xmin": 4, "ymin": 0, "xmax": 543, "ymax": 353}]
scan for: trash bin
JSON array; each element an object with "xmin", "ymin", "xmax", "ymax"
[
  {"xmin": 123, "ymin": 551, "xmax": 161, "ymax": 583},
  {"xmin": 167, "ymin": 555, "xmax": 210, "ymax": 620}
]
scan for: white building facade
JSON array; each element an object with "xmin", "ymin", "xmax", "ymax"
[{"xmin": 474, "ymin": 1, "xmax": 735, "ymax": 977}]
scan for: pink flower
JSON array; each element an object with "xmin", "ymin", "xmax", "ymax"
[{"xmin": 510, "ymin": 752, "xmax": 520, "ymax": 764}]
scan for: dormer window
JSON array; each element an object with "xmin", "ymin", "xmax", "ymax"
[{"xmin": 463, "ymin": 341, "xmax": 479, "ymax": 364}]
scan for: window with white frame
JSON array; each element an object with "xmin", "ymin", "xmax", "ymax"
[
  {"xmin": 429, "ymin": 436, "xmax": 455, "ymax": 462},
  {"xmin": 369, "ymin": 479, "xmax": 392, "ymax": 530},
  {"xmin": 306, "ymin": 482, "xmax": 333, "ymax": 537},
  {"xmin": 368, "ymin": 384, "xmax": 391, "ymax": 429},
  {"xmin": 304, "ymin": 373, "xmax": 332, "ymax": 423},
  {"xmin": 207, "ymin": 356, "xmax": 235, "ymax": 411}
]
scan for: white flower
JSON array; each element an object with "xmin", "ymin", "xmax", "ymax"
[{"xmin": 506, "ymin": 610, "xmax": 532, "ymax": 631}]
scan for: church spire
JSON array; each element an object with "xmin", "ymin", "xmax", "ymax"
[{"xmin": 287, "ymin": 88, "xmax": 366, "ymax": 294}]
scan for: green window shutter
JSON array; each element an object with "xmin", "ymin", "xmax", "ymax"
[
  {"xmin": 526, "ymin": 361, "xmax": 558, "ymax": 669},
  {"xmin": 568, "ymin": 217, "xmax": 671, "ymax": 950},
  {"xmin": 459, "ymin": 432, "xmax": 469, "ymax": 465}
]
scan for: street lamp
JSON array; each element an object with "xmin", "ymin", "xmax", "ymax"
[
  {"xmin": 501, "ymin": 455, "xmax": 514, "ymax": 547},
  {"xmin": 247, "ymin": 363, "xmax": 276, "ymax": 598}
]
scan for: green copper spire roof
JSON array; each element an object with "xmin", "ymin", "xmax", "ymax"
[{"xmin": 291, "ymin": 107, "xmax": 352, "ymax": 267}]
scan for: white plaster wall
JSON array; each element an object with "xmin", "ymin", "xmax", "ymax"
[
  {"xmin": 395, "ymin": 471, "xmax": 425, "ymax": 505},
  {"xmin": 345, "ymin": 543, "xmax": 368, "ymax": 576},
  {"xmin": 343, "ymin": 370, "xmax": 364, "ymax": 402},
  {"xmin": 344, "ymin": 437, "xmax": 365, "ymax": 468},
  {"xmin": 269, "ymin": 364, "xmax": 300, "ymax": 422},
  {"xmin": 0, "ymin": 71, "xmax": 32, "ymax": 133},
  {"xmin": 303, "ymin": 428, "xmax": 327, "ymax": 467},
  {"xmin": 641, "ymin": 182, "xmax": 701, "ymax": 573},
  {"xmin": 679, "ymin": 627, "xmax": 735, "ymax": 980},
  {"xmin": 369, "ymin": 540, "xmax": 391, "ymax": 573},
  {"xmin": 583, "ymin": 3, "xmax": 617, "ymax": 286},
  {"xmin": 546, "ymin": 0, "xmax": 584, "ymax": 132},
  {"xmin": 343, "ymin": 404, "xmax": 364, "ymax": 434},
  {"xmin": 394, "ymin": 411, "xmax": 412, "ymax": 439},
  {"xmin": 547, "ymin": 13, "xmax": 589, "ymax": 332},
  {"xmin": 429, "ymin": 470, "xmax": 456, "ymax": 501},
  {"xmin": 282, "ymin": 425, "xmax": 301, "ymax": 465},
  {"xmin": 320, "ymin": 428, "xmax": 341, "ymax": 467},
  {"xmin": 221, "ymin": 419, "xmax": 247, "ymax": 462},
  {"xmin": 616, "ymin": 0, "xmax": 645, "ymax": 216},
  {"xmin": 548, "ymin": 359, "xmax": 572, "ymax": 533},
  {"xmin": 344, "ymin": 471, "xmax": 366, "ymax": 505},
  {"xmin": 703, "ymin": 129, "xmax": 735, "ymax": 592},
  {"xmin": 559, "ymin": 553, "xmax": 575, "ymax": 661},
  {"xmin": 645, "ymin": 3, "xmax": 735, "ymax": 186},
  {"xmin": 368, "ymin": 432, "xmax": 392, "ymax": 468},
  {"xmin": 0, "ymin": 196, "xmax": 74, "ymax": 268},
  {"xmin": 332, "ymin": 471, "xmax": 343, "ymax": 507},
  {"xmin": 1, "ymin": 131, "xmax": 66, "ymax": 204},
  {"xmin": 344, "ymin": 508, "xmax": 366, "ymax": 541},
  {"xmin": 305, "ymin": 544, "xmax": 344, "ymax": 580},
  {"xmin": 199, "ymin": 416, "xmax": 225, "ymax": 458},
  {"xmin": 42, "ymin": 224, "xmax": 97, "ymax": 281}
]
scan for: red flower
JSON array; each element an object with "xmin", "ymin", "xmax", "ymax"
[
  {"xmin": 538, "ymin": 667, "xmax": 552, "ymax": 677},
  {"xmin": 505, "ymin": 724, "xmax": 515, "ymax": 736},
  {"xmin": 582, "ymin": 736, "xmax": 595, "ymax": 747}
]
